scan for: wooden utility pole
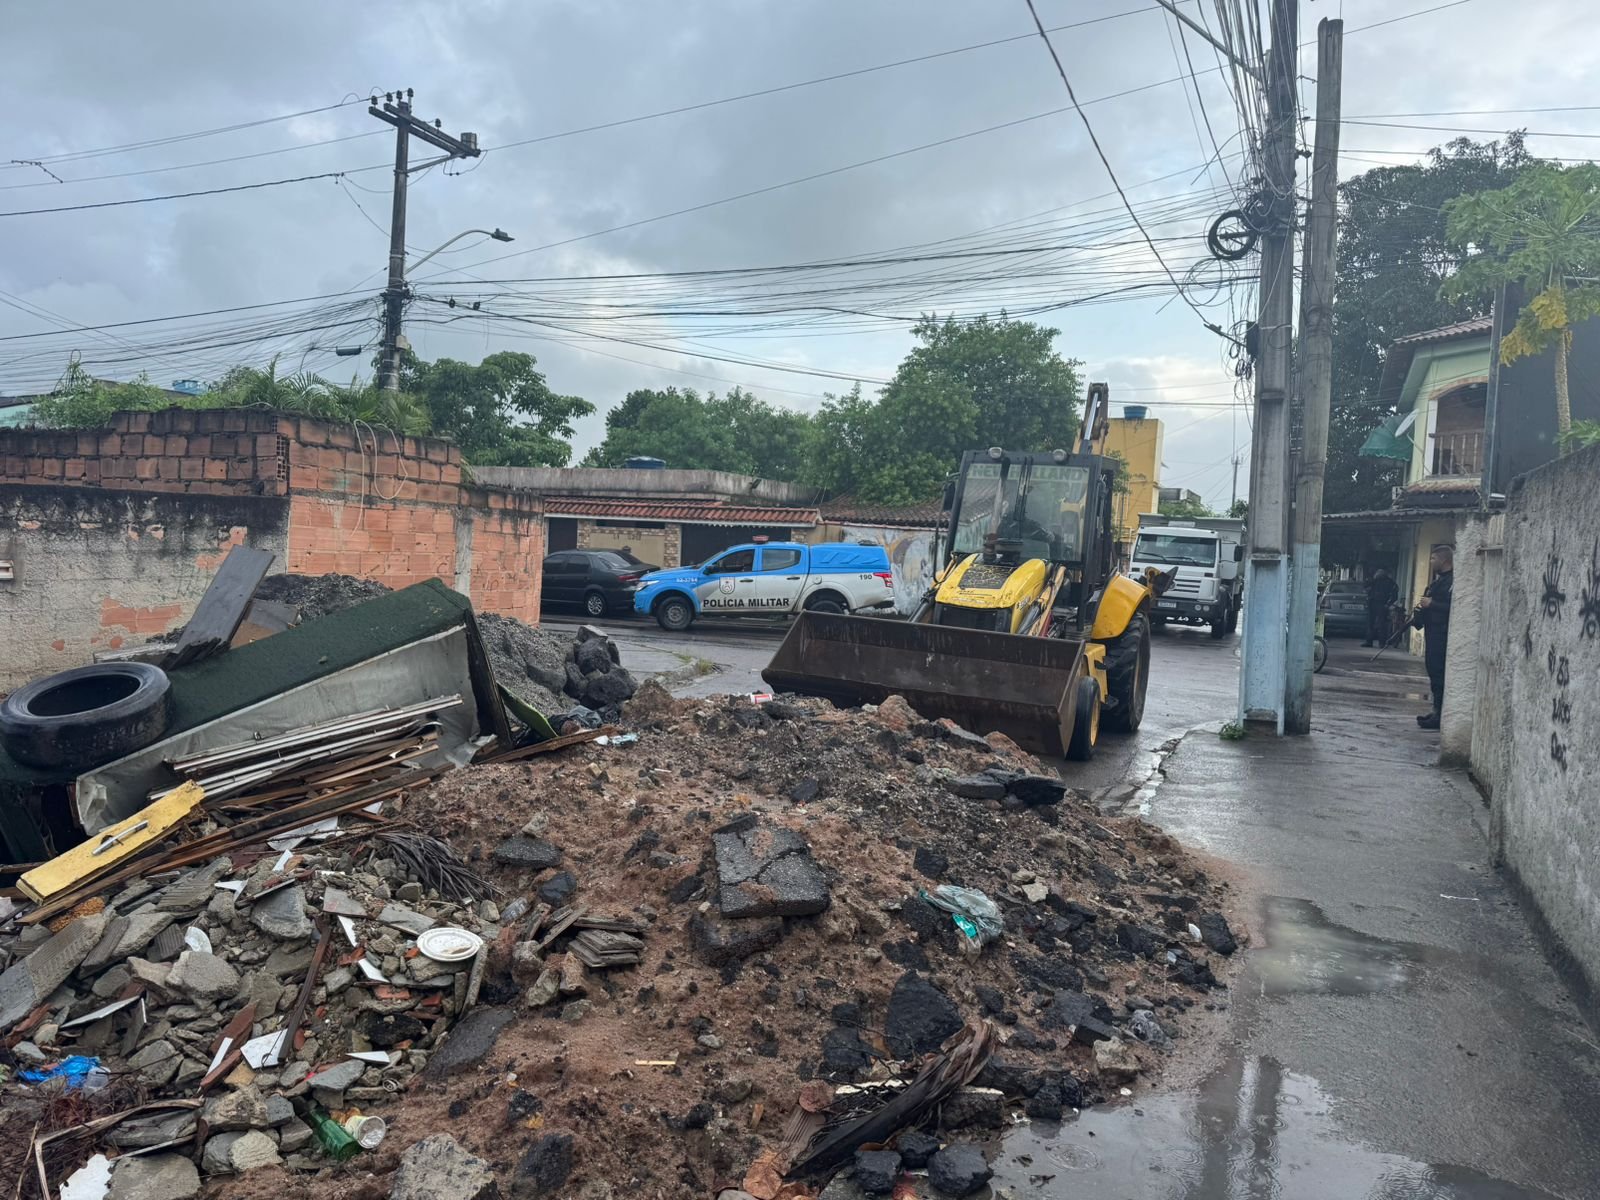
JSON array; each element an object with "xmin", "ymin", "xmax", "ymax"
[
  {"xmin": 369, "ymin": 91, "xmax": 481, "ymax": 391},
  {"xmin": 1284, "ymin": 19, "xmax": 1344, "ymax": 734},
  {"xmin": 1236, "ymin": 0, "xmax": 1298, "ymax": 730}
]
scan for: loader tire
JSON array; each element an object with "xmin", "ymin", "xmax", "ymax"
[
  {"xmin": 1103, "ymin": 612, "xmax": 1150, "ymax": 733},
  {"xmin": 1066, "ymin": 676, "xmax": 1100, "ymax": 761}
]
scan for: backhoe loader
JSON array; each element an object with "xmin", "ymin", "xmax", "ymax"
[{"xmin": 763, "ymin": 383, "xmax": 1168, "ymax": 759}]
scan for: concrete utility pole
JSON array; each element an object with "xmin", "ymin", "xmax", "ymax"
[
  {"xmin": 369, "ymin": 91, "xmax": 482, "ymax": 391},
  {"xmin": 1284, "ymin": 19, "xmax": 1344, "ymax": 734},
  {"xmin": 1236, "ymin": 0, "xmax": 1298, "ymax": 731}
]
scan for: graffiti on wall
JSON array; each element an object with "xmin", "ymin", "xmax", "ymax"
[
  {"xmin": 1533, "ymin": 530, "xmax": 1591, "ymax": 774},
  {"xmin": 840, "ymin": 525, "xmax": 935, "ymax": 615}
]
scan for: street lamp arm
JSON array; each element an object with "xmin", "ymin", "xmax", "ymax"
[{"xmin": 406, "ymin": 228, "xmax": 512, "ymax": 274}]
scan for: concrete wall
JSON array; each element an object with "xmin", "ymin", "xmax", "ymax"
[
  {"xmin": 576, "ymin": 520, "xmax": 678, "ymax": 569},
  {"xmin": 471, "ymin": 465, "xmax": 819, "ymax": 505},
  {"xmin": 1457, "ymin": 444, "xmax": 1600, "ymax": 1005},
  {"xmin": 0, "ymin": 485, "xmax": 289, "ymax": 686},
  {"xmin": 1104, "ymin": 417, "xmax": 1163, "ymax": 542},
  {"xmin": 0, "ymin": 408, "xmax": 546, "ymax": 686}
]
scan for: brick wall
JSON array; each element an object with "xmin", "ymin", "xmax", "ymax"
[
  {"xmin": 0, "ymin": 485, "xmax": 289, "ymax": 687},
  {"xmin": 0, "ymin": 408, "xmax": 545, "ymax": 688},
  {"xmin": 576, "ymin": 520, "xmax": 678, "ymax": 568}
]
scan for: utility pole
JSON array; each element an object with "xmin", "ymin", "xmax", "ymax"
[
  {"xmin": 1236, "ymin": 0, "xmax": 1298, "ymax": 731},
  {"xmin": 1284, "ymin": 19, "xmax": 1344, "ymax": 734},
  {"xmin": 369, "ymin": 91, "xmax": 481, "ymax": 391},
  {"xmin": 1230, "ymin": 450, "xmax": 1243, "ymax": 511}
]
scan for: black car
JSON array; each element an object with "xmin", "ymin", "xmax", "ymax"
[
  {"xmin": 540, "ymin": 550, "xmax": 658, "ymax": 618},
  {"xmin": 1319, "ymin": 579, "xmax": 1369, "ymax": 636}
]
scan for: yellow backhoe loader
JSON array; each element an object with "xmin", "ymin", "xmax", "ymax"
[{"xmin": 763, "ymin": 384, "xmax": 1170, "ymax": 759}]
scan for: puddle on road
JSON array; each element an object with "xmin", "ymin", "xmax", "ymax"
[
  {"xmin": 992, "ymin": 1052, "xmax": 1560, "ymax": 1199},
  {"xmin": 1253, "ymin": 897, "xmax": 1451, "ymax": 997}
]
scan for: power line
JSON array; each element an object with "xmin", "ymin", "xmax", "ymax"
[
  {"xmin": 0, "ymin": 171, "xmax": 346, "ymax": 217},
  {"xmin": 1344, "ymin": 118, "xmax": 1600, "ymax": 140},
  {"xmin": 1020, "ymin": 0, "xmax": 1233, "ymax": 339}
]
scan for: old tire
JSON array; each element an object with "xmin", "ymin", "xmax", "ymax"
[
  {"xmin": 583, "ymin": 589, "xmax": 608, "ymax": 618},
  {"xmin": 0, "ymin": 662, "xmax": 173, "ymax": 770},
  {"xmin": 806, "ymin": 595, "xmax": 846, "ymax": 615},
  {"xmin": 1066, "ymin": 676, "xmax": 1100, "ymax": 762},
  {"xmin": 655, "ymin": 594, "xmax": 694, "ymax": 632},
  {"xmin": 1103, "ymin": 613, "xmax": 1151, "ymax": 733}
]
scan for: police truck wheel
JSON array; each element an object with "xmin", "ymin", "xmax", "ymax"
[
  {"xmin": 655, "ymin": 596, "xmax": 693, "ymax": 632},
  {"xmin": 1066, "ymin": 676, "xmax": 1100, "ymax": 761},
  {"xmin": 806, "ymin": 596, "xmax": 846, "ymax": 615}
]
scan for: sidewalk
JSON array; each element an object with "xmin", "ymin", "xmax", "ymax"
[{"xmin": 993, "ymin": 667, "xmax": 1600, "ymax": 1197}]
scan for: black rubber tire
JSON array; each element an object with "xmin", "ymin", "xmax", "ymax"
[
  {"xmin": 583, "ymin": 590, "xmax": 608, "ymax": 618},
  {"xmin": 0, "ymin": 662, "xmax": 173, "ymax": 770},
  {"xmin": 655, "ymin": 594, "xmax": 694, "ymax": 632},
  {"xmin": 1103, "ymin": 613, "xmax": 1151, "ymax": 733},
  {"xmin": 1210, "ymin": 613, "xmax": 1228, "ymax": 639},
  {"xmin": 1225, "ymin": 601, "xmax": 1239, "ymax": 634},
  {"xmin": 806, "ymin": 595, "xmax": 847, "ymax": 615},
  {"xmin": 1066, "ymin": 676, "xmax": 1100, "ymax": 761}
]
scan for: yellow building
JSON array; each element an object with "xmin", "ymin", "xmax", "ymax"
[{"xmin": 1102, "ymin": 408, "xmax": 1163, "ymax": 544}]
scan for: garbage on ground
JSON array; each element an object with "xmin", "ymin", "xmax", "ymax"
[{"xmin": 921, "ymin": 884, "xmax": 1004, "ymax": 955}]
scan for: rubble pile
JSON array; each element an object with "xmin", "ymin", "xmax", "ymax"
[{"xmin": 304, "ymin": 684, "xmax": 1243, "ymax": 1200}]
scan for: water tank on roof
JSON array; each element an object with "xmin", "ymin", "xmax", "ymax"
[
  {"xmin": 623, "ymin": 456, "xmax": 666, "ymax": 470},
  {"xmin": 1123, "ymin": 405, "xmax": 1148, "ymax": 420}
]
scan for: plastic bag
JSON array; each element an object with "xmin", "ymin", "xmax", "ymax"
[
  {"xmin": 19, "ymin": 1055, "xmax": 108, "ymax": 1091},
  {"xmin": 921, "ymin": 885, "xmax": 1004, "ymax": 957}
]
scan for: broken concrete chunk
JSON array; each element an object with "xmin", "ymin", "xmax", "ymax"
[
  {"xmin": 1042, "ymin": 989, "xmax": 1116, "ymax": 1043},
  {"xmin": 105, "ymin": 1109, "xmax": 198, "ymax": 1149},
  {"xmin": 128, "ymin": 1039, "xmax": 181, "ymax": 1087},
  {"xmin": 854, "ymin": 1149, "xmax": 902, "ymax": 1194},
  {"xmin": 166, "ymin": 951, "xmax": 241, "ymax": 1002},
  {"xmin": 537, "ymin": 871, "xmax": 577, "ymax": 907},
  {"xmin": 524, "ymin": 970, "xmax": 560, "ymax": 1009},
  {"xmin": 113, "ymin": 910, "xmax": 177, "ymax": 959},
  {"xmin": 107, "ymin": 1152, "xmax": 200, "ymax": 1200},
  {"xmin": 377, "ymin": 903, "xmax": 437, "ymax": 937},
  {"xmin": 424, "ymin": 1007, "xmax": 516, "ymax": 1080},
  {"xmin": 250, "ymin": 885, "xmax": 312, "ymax": 941},
  {"xmin": 1007, "ymin": 774, "xmax": 1068, "ymax": 805},
  {"xmin": 306, "ymin": 1057, "xmax": 366, "ymax": 1100},
  {"xmin": 938, "ymin": 1087, "xmax": 1006, "ymax": 1131},
  {"xmin": 157, "ymin": 862, "xmax": 230, "ymax": 912},
  {"xmin": 389, "ymin": 1134, "xmax": 498, "ymax": 1200},
  {"xmin": 946, "ymin": 774, "xmax": 1006, "ymax": 800},
  {"xmin": 688, "ymin": 913, "xmax": 784, "ymax": 967},
  {"xmin": 202, "ymin": 1129, "xmax": 281, "ymax": 1174},
  {"xmin": 1094, "ymin": 1035, "xmax": 1141, "ymax": 1083},
  {"xmin": 558, "ymin": 953, "xmax": 588, "ymax": 997},
  {"xmin": 320, "ymin": 886, "xmax": 367, "ymax": 918},
  {"xmin": 884, "ymin": 971, "xmax": 963, "ymax": 1058},
  {"xmin": 514, "ymin": 1130, "xmax": 575, "ymax": 1197},
  {"xmin": 927, "ymin": 1144, "xmax": 992, "ymax": 1197},
  {"xmin": 1198, "ymin": 911, "xmax": 1238, "ymax": 955},
  {"xmin": 202, "ymin": 1084, "xmax": 269, "ymax": 1132},
  {"xmin": 713, "ymin": 819, "xmax": 830, "ymax": 919},
  {"xmin": 492, "ymin": 836, "xmax": 563, "ymax": 870},
  {"xmin": 277, "ymin": 1117, "xmax": 314, "ymax": 1154},
  {"xmin": 0, "ymin": 912, "xmax": 109, "ymax": 1030},
  {"xmin": 79, "ymin": 915, "xmax": 132, "ymax": 974},
  {"xmin": 264, "ymin": 1094, "xmax": 295, "ymax": 1126}
]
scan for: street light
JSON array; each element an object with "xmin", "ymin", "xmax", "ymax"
[{"xmin": 406, "ymin": 227, "xmax": 513, "ymax": 274}]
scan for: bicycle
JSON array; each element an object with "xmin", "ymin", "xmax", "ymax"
[{"xmin": 1313, "ymin": 611, "xmax": 1328, "ymax": 673}]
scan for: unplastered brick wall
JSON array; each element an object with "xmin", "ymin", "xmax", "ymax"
[
  {"xmin": 0, "ymin": 408, "xmax": 546, "ymax": 688},
  {"xmin": 0, "ymin": 485, "xmax": 289, "ymax": 688},
  {"xmin": 576, "ymin": 520, "xmax": 681, "ymax": 567}
]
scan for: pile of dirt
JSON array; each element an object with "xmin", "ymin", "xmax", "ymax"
[
  {"xmin": 253, "ymin": 573, "xmax": 391, "ymax": 622},
  {"xmin": 208, "ymin": 687, "xmax": 1242, "ymax": 1199}
]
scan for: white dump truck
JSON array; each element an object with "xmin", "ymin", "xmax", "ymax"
[{"xmin": 1130, "ymin": 514, "xmax": 1245, "ymax": 638}]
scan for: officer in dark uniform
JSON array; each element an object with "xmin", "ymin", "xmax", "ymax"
[{"xmin": 1413, "ymin": 545, "xmax": 1453, "ymax": 729}]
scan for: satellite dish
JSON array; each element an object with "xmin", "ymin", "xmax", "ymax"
[{"xmin": 1395, "ymin": 410, "xmax": 1418, "ymax": 437}]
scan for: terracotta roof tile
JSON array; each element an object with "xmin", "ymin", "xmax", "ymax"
[
  {"xmin": 542, "ymin": 496, "xmax": 819, "ymax": 525},
  {"xmin": 820, "ymin": 495, "xmax": 945, "ymax": 527},
  {"xmin": 1392, "ymin": 317, "xmax": 1493, "ymax": 346}
]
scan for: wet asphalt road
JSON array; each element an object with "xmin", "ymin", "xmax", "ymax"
[{"xmin": 548, "ymin": 610, "xmax": 1600, "ymax": 1198}]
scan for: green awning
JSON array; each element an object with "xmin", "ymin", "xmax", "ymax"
[{"xmin": 1359, "ymin": 412, "xmax": 1413, "ymax": 461}]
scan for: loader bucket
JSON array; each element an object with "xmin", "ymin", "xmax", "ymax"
[{"xmin": 762, "ymin": 612, "xmax": 1086, "ymax": 756}]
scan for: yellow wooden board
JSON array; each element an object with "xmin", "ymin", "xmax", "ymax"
[{"xmin": 19, "ymin": 782, "xmax": 204, "ymax": 904}]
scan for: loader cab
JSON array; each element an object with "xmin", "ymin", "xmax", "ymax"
[{"xmin": 942, "ymin": 448, "xmax": 1116, "ymax": 632}]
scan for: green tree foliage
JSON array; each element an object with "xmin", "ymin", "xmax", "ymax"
[
  {"xmin": 208, "ymin": 359, "xmax": 432, "ymax": 434},
  {"xmin": 401, "ymin": 350, "xmax": 592, "ymax": 466},
  {"xmin": 583, "ymin": 386, "xmax": 811, "ymax": 478},
  {"xmin": 29, "ymin": 361, "xmax": 199, "ymax": 429},
  {"xmin": 1227, "ymin": 498, "xmax": 1249, "ymax": 520},
  {"xmin": 1158, "ymin": 494, "xmax": 1217, "ymax": 519},
  {"xmin": 1328, "ymin": 136, "xmax": 1533, "ymax": 512},
  {"xmin": 1445, "ymin": 162, "xmax": 1600, "ymax": 440}
]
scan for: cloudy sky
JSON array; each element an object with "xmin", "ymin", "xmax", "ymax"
[{"xmin": 1, "ymin": 0, "xmax": 1589, "ymax": 509}]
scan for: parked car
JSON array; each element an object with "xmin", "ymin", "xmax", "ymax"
[
  {"xmin": 633, "ymin": 541, "xmax": 894, "ymax": 631},
  {"xmin": 540, "ymin": 550, "xmax": 658, "ymax": 618},
  {"xmin": 1318, "ymin": 579, "xmax": 1368, "ymax": 636}
]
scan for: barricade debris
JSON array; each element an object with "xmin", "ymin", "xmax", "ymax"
[{"xmin": 0, "ymin": 585, "xmax": 1241, "ymax": 1200}]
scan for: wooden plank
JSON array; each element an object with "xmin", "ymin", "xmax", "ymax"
[
  {"xmin": 164, "ymin": 545, "xmax": 275, "ymax": 669},
  {"xmin": 17, "ymin": 783, "xmax": 204, "ymax": 904},
  {"xmin": 198, "ymin": 1001, "xmax": 258, "ymax": 1092}
]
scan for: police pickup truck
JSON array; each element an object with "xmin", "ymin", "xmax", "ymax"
[{"xmin": 633, "ymin": 540, "xmax": 894, "ymax": 631}]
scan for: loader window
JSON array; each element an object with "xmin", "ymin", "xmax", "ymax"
[{"xmin": 951, "ymin": 462, "xmax": 1090, "ymax": 563}]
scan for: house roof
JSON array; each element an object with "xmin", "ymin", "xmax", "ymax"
[
  {"xmin": 820, "ymin": 495, "xmax": 945, "ymax": 528},
  {"xmin": 1392, "ymin": 317, "xmax": 1494, "ymax": 347},
  {"xmin": 542, "ymin": 496, "xmax": 820, "ymax": 526}
]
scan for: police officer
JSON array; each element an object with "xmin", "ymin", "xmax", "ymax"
[{"xmin": 1413, "ymin": 545, "xmax": 1453, "ymax": 730}]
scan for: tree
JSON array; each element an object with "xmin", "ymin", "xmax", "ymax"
[
  {"xmin": 1445, "ymin": 162, "xmax": 1600, "ymax": 440},
  {"xmin": 401, "ymin": 350, "xmax": 592, "ymax": 466},
  {"xmin": 582, "ymin": 386, "xmax": 812, "ymax": 476},
  {"xmin": 1328, "ymin": 136, "xmax": 1534, "ymax": 512},
  {"xmin": 839, "ymin": 314, "xmax": 1082, "ymax": 504},
  {"xmin": 1159, "ymin": 494, "xmax": 1217, "ymax": 519},
  {"xmin": 209, "ymin": 358, "xmax": 432, "ymax": 435},
  {"xmin": 29, "ymin": 360, "xmax": 188, "ymax": 429},
  {"xmin": 1227, "ymin": 498, "xmax": 1249, "ymax": 520}
]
